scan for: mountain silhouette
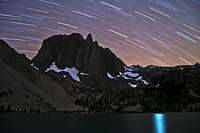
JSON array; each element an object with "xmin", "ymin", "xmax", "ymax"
[
  {"xmin": 0, "ymin": 33, "xmax": 200, "ymax": 113},
  {"xmin": 32, "ymin": 33, "xmax": 125, "ymax": 76}
]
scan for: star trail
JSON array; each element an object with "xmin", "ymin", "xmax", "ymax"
[{"xmin": 0, "ymin": 0, "xmax": 200, "ymax": 66}]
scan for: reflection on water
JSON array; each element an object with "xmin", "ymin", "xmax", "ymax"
[
  {"xmin": 1, "ymin": 113, "xmax": 200, "ymax": 133},
  {"xmin": 154, "ymin": 114, "xmax": 166, "ymax": 133}
]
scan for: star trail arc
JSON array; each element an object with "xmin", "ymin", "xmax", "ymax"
[{"xmin": 0, "ymin": 0, "xmax": 200, "ymax": 66}]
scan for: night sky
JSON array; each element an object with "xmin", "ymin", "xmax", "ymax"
[{"xmin": 0, "ymin": 0, "xmax": 200, "ymax": 66}]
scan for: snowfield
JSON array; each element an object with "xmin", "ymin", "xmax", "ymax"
[
  {"xmin": 107, "ymin": 66, "xmax": 149, "ymax": 86},
  {"xmin": 45, "ymin": 62, "xmax": 80, "ymax": 81}
]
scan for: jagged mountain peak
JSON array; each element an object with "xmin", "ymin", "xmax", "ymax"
[
  {"xmin": 86, "ymin": 33, "xmax": 93, "ymax": 42},
  {"xmin": 32, "ymin": 33, "xmax": 125, "ymax": 76}
]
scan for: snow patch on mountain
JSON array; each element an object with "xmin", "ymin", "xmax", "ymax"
[
  {"xmin": 128, "ymin": 83, "xmax": 137, "ymax": 88},
  {"xmin": 45, "ymin": 62, "xmax": 80, "ymax": 81},
  {"xmin": 30, "ymin": 63, "xmax": 39, "ymax": 70},
  {"xmin": 120, "ymin": 73, "xmax": 133, "ymax": 80},
  {"xmin": 121, "ymin": 66, "xmax": 140, "ymax": 79},
  {"xmin": 123, "ymin": 71, "xmax": 139, "ymax": 78},
  {"xmin": 124, "ymin": 66, "xmax": 134, "ymax": 72},
  {"xmin": 123, "ymin": 66, "xmax": 149, "ymax": 85},
  {"xmin": 106, "ymin": 66, "xmax": 149, "ymax": 86},
  {"xmin": 80, "ymin": 72, "xmax": 89, "ymax": 76},
  {"xmin": 107, "ymin": 72, "xmax": 116, "ymax": 79},
  {"xmin": 135, "ymin": 76, "xmax": 149, "ymax": 85}
]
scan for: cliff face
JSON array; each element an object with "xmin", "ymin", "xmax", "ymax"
[{"xmin": 32, "ymin": 33, "xmax": 125, "ymax": 76}]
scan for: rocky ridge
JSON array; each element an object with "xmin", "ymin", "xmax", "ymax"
[{"xmin": 0, "ymin": 33, "xmax": 200, "ymax": 113}]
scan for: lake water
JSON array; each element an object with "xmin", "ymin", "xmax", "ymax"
[{"xmin": 0, "ymin": 113, "xmax": 200, "ymax": 133}]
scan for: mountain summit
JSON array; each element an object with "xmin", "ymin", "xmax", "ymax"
[{"xmin": 32, "ymin": 33, "xmax": 125, "ymax": 76}]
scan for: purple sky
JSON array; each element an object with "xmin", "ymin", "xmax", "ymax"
[{"xmin": 0, "ymin": 0, "xmax": 200, "ymax": 66}]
